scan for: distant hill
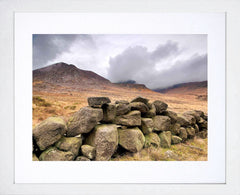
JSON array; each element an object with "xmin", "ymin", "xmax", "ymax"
[
  {"xmin": 154, "ymin": 81, "xmax": 207, "ymax": 96},
  {"xmin": 33, "ymin": 62, "xmax": 151, "ymax": 92}
]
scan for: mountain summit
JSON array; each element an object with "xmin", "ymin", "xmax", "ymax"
[
  {"xmin": 33, "ymin": 62, "xmax": 152, "ymax": 93},
  {"xmin": 33, "ymin": 62, "xmax": 111, "ymax": 90}
]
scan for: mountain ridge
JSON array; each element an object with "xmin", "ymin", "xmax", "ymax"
[{"xmin": 154, "ymin": 81, "xmax": 207, "ymax": 94}]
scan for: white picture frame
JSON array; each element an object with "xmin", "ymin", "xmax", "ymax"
[{"xmin": 14, "ymin": 12, "xmax": 225, "ymax": 184}]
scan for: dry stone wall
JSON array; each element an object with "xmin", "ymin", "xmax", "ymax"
[{"xmin": 32, "ymin": 96, "xmax": 208, "ymax": 161}]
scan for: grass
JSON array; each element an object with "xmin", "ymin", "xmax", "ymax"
[
  {"xmin": 33, "ymin": 96, "xmax": 51, "ymax": 107},
  {"xmin": 112, "ymin": 137, "xmax": 208, "ymax": 161}
]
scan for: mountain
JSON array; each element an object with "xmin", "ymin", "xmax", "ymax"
[
  {"xmin": 33, "ymin": 62, "xmax": 111, "ymax": 87},
  {"xmin": 33, "ymin": 62, "xmax": 151, "ymax": 92},
  {"xmin": 154, "ymin": 81, "xmax": 207, "ymax": 95}
]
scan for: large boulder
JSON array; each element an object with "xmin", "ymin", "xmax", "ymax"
[
  {"xmin": 144, "ymin": 103, "xmax": 156, "ymax": 118},
  {"xmin": 85, "ymin": 124, "xmax": 118, "ymax": 161},
  {"xmin": 55, "ymin": 137, "xmax": 82, "ymax": 157},
  {"xmin": 114, "ymin": 110, "xmax": 141, "ymax": 126},
  {"xmin": 162, "ymin": 110, "xmax": 178, "ymax": 123},
  {"xmin": 179, "ymin": 127, "xmax": 188, "ymax": 141},
  {"xmin": 171, "ymin": 135, "xmax": 182, "ymax": 144},
  {"xmin": 102, "ymin": 103, "xmax": 116, "ymax": 123},
  {"xmin": 153, "ymin": 116, "xmax": 171, "ymax": 131},
  {"xmin": 159, "ymin": 131, "xmax": 172, "ymax": 148},
  {"xmin": 33, "ymin": 117, "xmax": 67, "ymax": 151},
  {"xmin": 39, "ymin": 147, "xmax": 74, "ymax": 161},
  {"xmin": 88, "ymin": 97, "xmax": 111, "ymax": 108},
  {"xmin": 152, "ymin": 100, "xmax": 168, "ymax": 114},
  {"xmin": 130, "ymin": 102, "xmax": 149, "ymax": 113},
  {"xmin": 118, "ymin": 127, "xmax": 145, "ymax": 152},
  {"xmin": 81, "ymin": 145, "xmax": 96, "ymax": 160},
  {"xmin": 131, "ymin": 96, "xmax": 149, "ymax": 104},
  {"xmin": 141, "ymin": 118, "xmax": 153, "ymax": 134},
  {"xmin": 67, "ymin": 107, "xmax": 103, "ymax": 136},
  {"xmin": 144, "ymin": 133, "xmax": 161, "ymax": 148},
  {"xmin": 115, "ymin": 103, "xmax": 131, "ymax": 116}
]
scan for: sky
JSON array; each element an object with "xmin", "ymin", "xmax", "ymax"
[{"xmin": 33, "ymin": 34, "xmax": 207, "ymax": 89}]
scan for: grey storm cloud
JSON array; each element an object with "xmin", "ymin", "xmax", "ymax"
[
  {"xmin": 33, "ymin": 34, "xmax": 207, "ymax": 89},
  {"xmin": 33, "ymin": 34, "xmax": 95, "ymax": 70},
  {"xmin": 108, "ymin": 41, "xmax": 207, "ymax": 89}
]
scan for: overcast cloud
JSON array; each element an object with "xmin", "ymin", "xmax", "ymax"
[{"xmin": 33, "ymin": 34, "xmax": 207, "ymax": 89}]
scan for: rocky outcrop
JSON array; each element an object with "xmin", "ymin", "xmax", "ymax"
[{"xmin": 33, "ymin": 96, "xmax": 208, "ymax": 161}]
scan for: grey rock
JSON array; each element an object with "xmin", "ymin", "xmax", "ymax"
[
  {"xmin": 162, "ymin": 110, "xmax": 178, "ymax": 123},
  {"xmin": 171, "ymin": 135, "xmax": 182, "ymax": 144},
  {"xmin": 85, "ymin": 124, "xmax": 118, "ymax": 161},
  {"xmin": 102, "ymin": 103, "xmax": 116, "ymax": 123},
  {"xmin": 194, "ymin": 124, "xmax": 199, "ymax": 133},
  {"xmin": 81, "ymin": 145, "xmax": 96, "ymax": 160},
  {"xmin": 144, "ymin": 133, "xmax": 161, "ymax": 148},
  {"xmin": 183, "ymin": 110, "xmax": 201, "ymax": 122},
  {"xmin": 153, "ymin": 115, "xmax": 171, "ymax": 131},
  {"xmin": 55, "ymin": 137, "xmax": 82, "ymax": 157},
  {"xmin": 116, "ymin": 103, "xmax": 131, "ymax": 116},
  {"xmin": 152, "ymin": 100, "xmax": 168, "ymax": 114},
  {"xmin": 186, "ymin": 126, "xmax": 195, "ymax": 139},
  {"xmin": 88, "ymin": 97, "xmax": 111, "ymax": 108},
  {"xmin": 39, "ymin": 147, "xmax": 74, "ymax": 161},
  {"xmin": 118, "ymin": 127, "xmax": 145, "ymax": 152},
  {"xmin": 179, "ymin": 127, "xmax": 188, "ymax": 141},
  {"xmin": 75, "ymin": 156, "xmax": 91, "ymax": 161},
  {"xmin": 159, "ymin": 131, "xmax": 172, "ymax": 148},
  {"xmin": 33, "ymin": 117, "xmax": 67, "ymax": 151},
  {"xmin": 198, "ymin": 117, "xmax": 208, "ymax": 129},
  {"xmin": 144, "ymin": 103, "xmax": 156, "ymax": 118},
  {"xmin": 67, "ymin": 106, "xmax": 103, "ymax": 136},
  {"xmin": 131, "ymin": 96, "xmax": 149, "ymax": 104},
  {"xmin": 171, "ymin": 123, "xmax": 181, "ymax": 135},
  {"xmin": 141, "ymin": 118, "xmax": 153, "ymax": 134},
  {"xmin": 177, "ymin": 114, "xmax": 196, "ymax": 126},
  {"xmin": 130, "ymin": 102, "xmax": 149, "ymax": 113},
  {"xmin": 114, "ymin": 110, "xmax": 141, "ymax": 126}
]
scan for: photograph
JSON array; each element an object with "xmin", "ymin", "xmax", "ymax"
[{"xmin": 32, "ymin": 34, "xmax": 208, "ymax": 161}]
